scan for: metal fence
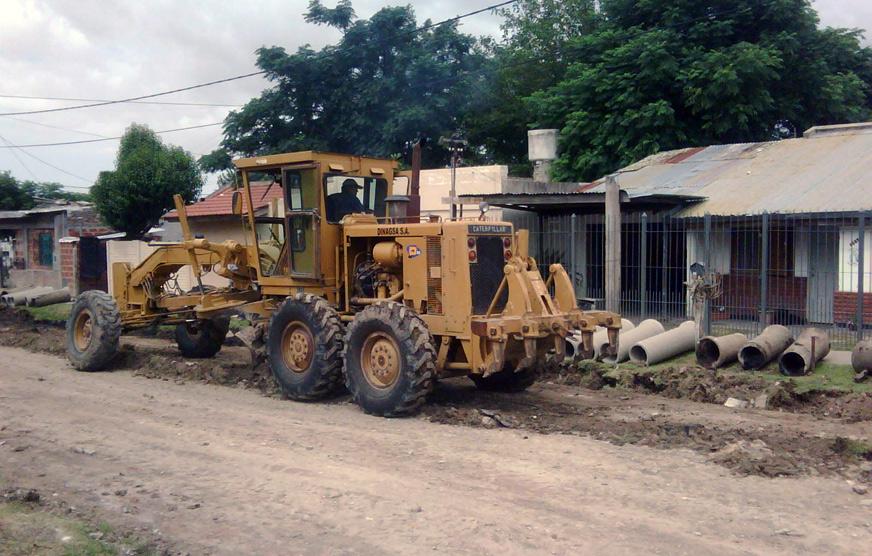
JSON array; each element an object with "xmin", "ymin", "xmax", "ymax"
[{"xmin": 504, "ymin": 209, "xmax": 872, "ymax": 350}]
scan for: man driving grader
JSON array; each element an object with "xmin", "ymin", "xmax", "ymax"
[{"xmin": 65, "ymin": 147, "xmax": 621, "ymax": 416}]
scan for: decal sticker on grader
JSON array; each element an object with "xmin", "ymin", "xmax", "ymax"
[{"xmin": 407, "ymin": 245, "xmax": 421, "ymax": 258}]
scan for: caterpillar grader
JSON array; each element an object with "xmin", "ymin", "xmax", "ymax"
[{"xmin": 65, "ymin": 146, "xmax": 621, "ymax": 416}]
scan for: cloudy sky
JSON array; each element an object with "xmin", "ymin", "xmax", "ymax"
[{"xmin": 0, "ymin": 0, "xmax": 869, "ymax": 195}]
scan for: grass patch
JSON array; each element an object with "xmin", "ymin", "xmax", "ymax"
[
  {"xmin": 0, "ymin": 500, "xmax": 155, "ymax": 556},
  {"xmin": 613, "ymin": 350, "xmax": 871, "ymax": 394},
  {"xmin": 19, "ymin": 303, "xmax": 71, "ymax": 324}
]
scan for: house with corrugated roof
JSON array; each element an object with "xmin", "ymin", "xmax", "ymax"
[{"xmin": 462, "ymin": 122, "xmax": 872, "ymax": 347}]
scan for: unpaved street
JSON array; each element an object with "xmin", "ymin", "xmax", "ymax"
[{"xmin": 1, "ymin": 347, "xmax": 870, "ymax": 555}]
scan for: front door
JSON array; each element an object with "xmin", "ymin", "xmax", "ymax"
[
  {"xmin": 807, "ymin": 226, "xmax": 838, "ymax": 323},
  {"xmin": 283, "ymin": 168, "xmax": 319, "ymax": 279}
]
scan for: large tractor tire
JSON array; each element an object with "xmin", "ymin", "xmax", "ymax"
[
  {"xmin": 266, "ymin": 293, "xmax": 344, "ymax": 400},
  {"xmin": 343, "ymin": 302, "xmax": 436, "ymax": 417},
  {"xmin": 174, "ymin": 318, "xmax": 230, "ymax": 359},
  {"xmin": 66, "ymin": 290, "xmax": 121, "ymax": 372}
]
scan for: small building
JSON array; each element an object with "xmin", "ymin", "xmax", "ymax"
[
  {"xmin": 0, "ymin": 202, "xmax": 111, "ymax": 292},
  {"xmin": 462, "ymin": 122, "xmax": 872, "ymax": 347}
]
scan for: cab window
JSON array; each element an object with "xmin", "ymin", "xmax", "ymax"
[{"xmin": 324, "ymin": 175, "xmax": 388, "ymax": 223}]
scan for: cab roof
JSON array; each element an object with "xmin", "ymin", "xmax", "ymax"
[{"xmin": 233, "ymin": 150, "xmax": 398, "ymax": 172}]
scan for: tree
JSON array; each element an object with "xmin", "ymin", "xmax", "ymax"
[
  {"xmin": 209, "ymin": 1, "xmax": 489, "ymax": 169},
  {"xmin": 525, "ymin": 0, "xmax": 872, "ymax": 181},
  {"xmin": 0, "ymin": 171, "xmax": 34, "ymax": 210},
  {"xmin": 92, "ymin": 124, "xmax": 202, "ymax": 239}
]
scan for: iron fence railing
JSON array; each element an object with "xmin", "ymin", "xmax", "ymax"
[{"xmin": 504, "ymin": 209, "xmax": 871, "ymax": 350}]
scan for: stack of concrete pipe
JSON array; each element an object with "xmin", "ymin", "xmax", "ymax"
[
  {"xmin": 738, "ymin": 325, "xmax": 793, "ymax": 370},
  {"xmin": 778, "ymin": 328, "xmax": 830, "ymax": 376},
  {"xmin": 600, "ymin": 319, "xmax": 665, "ymax": 364},
  {"xmin": 0, "ymin": 286, "xmax": 54, "ymax": 308},
  {"xmin": 565, "ymin": 318, "xmax": 635, "ymax": 363},
  {"xmin": 27, "ymin": 287, "xmax": 71, "ymax": 307},
  {"xmin": 628, "ymin": 321, "xmax": 697, "ymax": 366},
  {"xmin": 696, "ymin": 333, "xmax": 747, "ymax": 369}
]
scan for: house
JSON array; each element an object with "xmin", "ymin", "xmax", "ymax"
[
  {"xmin": 461, "ymin": 122, "xmax": 872, "ymax": 347},
  {"xmin": 0, "ymin": 202, "xmax": 111, "ymax": 292}
]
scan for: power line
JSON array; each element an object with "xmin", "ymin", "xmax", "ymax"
[
  {"xmin": 0, "ymin": 122, "xmax": 223, "ymax": 148},
  {"xmin": 8, "ymin": 116, "xmax": 111, "ymax": 138},
  {"xmin": 0, "ymin": 73, "xmax": 264, "ymax": 117},
  {"xmin": 0, "ymin": 0, "xmax": 519, "ymax": 118},
  {"xmin": 10, "ymin": 148, "xmax": 92, "ymax": 184},
  {"xmin": 0, "ymin": 133, "xmax": 38, "ymax": 180},
  {"xmin": 0, "ymin": 94, "xmax": 244, "ymax": 108}
]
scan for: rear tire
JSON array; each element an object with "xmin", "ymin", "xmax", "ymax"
[
  {"xmin": 343, "ymin": 302, "xmax": 435, "ymax": 417},
  {"xmin": 66, "ymin": 290, "xmax": 121, "ymax": 372},
  {"xmin": 174, "ymin": 318, "xmax": 229, "ymax": 358},
  {"xmin": 266, "ymin": 294, "xmax": 344, "ymax": 400}
]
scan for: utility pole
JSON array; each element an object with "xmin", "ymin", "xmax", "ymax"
[
  {"xmin": 605, "ymin": 174, "xmax": 621, "ymax": 313},
  {"xmin": 439, "ymin": 132, "xmax": 467, "ymax": 220}
]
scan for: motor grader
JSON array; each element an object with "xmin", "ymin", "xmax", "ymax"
[{"xmin": 65, "ymin": 148, "xmax": 621, "ymax": 416}]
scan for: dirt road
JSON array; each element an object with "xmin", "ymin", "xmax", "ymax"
[{"xmin": 1, "ymin": 347, "xmax": 870, "ymax": 555}]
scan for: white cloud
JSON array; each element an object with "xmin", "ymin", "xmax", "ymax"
[{"xmin": 0, "ymin": 0, "xmax": 868, "ymax": 192}]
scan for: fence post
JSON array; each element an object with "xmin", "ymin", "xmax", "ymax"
[
  {"xmin": 857, "ymin": 212, "xmax": 866, "ymax": 341},
  {"xmin": 703, "ymin": 213, "xmax": 712, "ymax": 336},
  {"xmin": 662, "ymin": 216, "xmax": 669, "ymax": 317},
  {"xmin": 640, "ymin": 212, "xmax": 648, "ymax": 320},
  {"xmin": 760, "ymin": 213, "xmax": 770, "ymax": 333},
  {"xmin": 570, "ymin": 213, "xmax": 578, "ymax": 297}
]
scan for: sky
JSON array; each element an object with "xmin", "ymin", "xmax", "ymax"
[{"xmin": 0, "ymin": 0, "xmax": 869, "ymax": 195}]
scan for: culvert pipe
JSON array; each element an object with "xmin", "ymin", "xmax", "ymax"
[
  {"xmin": 600, "ymin": 319, "xmax": 664, "ymax": 364},
  {"xmin": 696, "ymin": 333, "xmax": 747, "ymax": 369},
  {"xmin": 567, "ymin": 318, "xmax": 635, "ymax": 363},
  {"xmin": 28, "ymin": 287, "xmax": 71, "ymax": 307},
  {"xmin": 851, "ymin": 340, "xmax": 872, "ymax": 372},
  {"xmin": 738, "ymin": 325, "xmax": 792, "ymax": 370},
  {"xmin": 778, "ymin": 328, "xmax": 830, "ymax": 376},
  {"xmin": 629, "ymin": 321, "xmax": 697, "ymax": 366},
  {"xmin": 2, "ymin": 286, "xmax": 53, "ymax": 307}
]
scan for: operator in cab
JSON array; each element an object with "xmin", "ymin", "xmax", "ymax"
[{"xmin": 327, "ymin": 178, "xmax": 368, "ymax": 222}]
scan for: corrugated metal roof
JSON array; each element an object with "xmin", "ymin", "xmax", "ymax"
[
  {"xmin": 583, "ymin": 123, "xmax": 872, "ymax": 216},
  {"xmin": 0, "ymin": 202, "xmax": 92, "ymax": 220}
]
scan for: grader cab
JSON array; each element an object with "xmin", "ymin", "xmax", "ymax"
[{"xmin": 66, "ymin": 149, "xmax": 621, "ymax": 416}]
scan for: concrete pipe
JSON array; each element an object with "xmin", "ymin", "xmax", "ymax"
[
  {"xmin": 601, "ymin": 319, "xmax": 664, "ymax": 364},
  {"xmin": 584, "ymin": 318, "xmax": 636, "ymax": 361},
  {"xmin": 28, "ymin": 287, "xmax": 71, "ymax": 307},
  {"xmin": 738, "ymin": 325, "xmax": 793, "ymax": 370},
  {"xmin": 629, "ymin": 321, "xmax": 697, "ymax": 366},
  {"xmin": 851, "ymin": 340, "xmax": 872, "ymax": 372},
  {"xmin": 2, "ymin": 286, "xmax": 53, "ymax": 307},
  {"xmin": 696, "ymin": 333, "xmax": 747, "ymax": 369},
  {"xmin": 779, "ymin": 328, "xmax": 830, "ymax": 376}
]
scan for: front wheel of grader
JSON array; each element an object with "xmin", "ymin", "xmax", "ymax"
[
  {"xmin": 65, "ymin": 290, "xmax": 121, "ymax": 372},
  {"xmin": 266, "ymin": 293, "xmax": 345, "ymax": 400},
  {"xmin": 174, "ymin": 318, "xmax": 230, "ymax": 359},
  {"xmin": 342, "ymin": 302, "xmax": 436, "ymax": 417}
]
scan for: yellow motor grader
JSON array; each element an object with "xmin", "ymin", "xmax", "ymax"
[{"xmin": 65, "ymin": 147, "xmax": 621, "ymax": 416}]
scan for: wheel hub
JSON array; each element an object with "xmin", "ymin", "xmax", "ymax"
[
  {"xmin": 74, "ymin": 310, "xmax": 93, "ymax": 351},
  {"xmin": 281, "ymin": 321, "xmax": 314, "ymax": 372},
  {"xmin": 361, "ymin": 332, "xmax": 400, "ymax": 389}
]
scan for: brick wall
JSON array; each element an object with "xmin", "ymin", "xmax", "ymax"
[
  {"xmin": 60, "ymin": 242, "xmax": 77, "ymax": 293},
  {"xmin": 833, "ymin": 291, "xmax": 872, "ymax": 324},
  {"xmin": 66, "ymin": 207, "xmax": 111, "ymax": 238}
]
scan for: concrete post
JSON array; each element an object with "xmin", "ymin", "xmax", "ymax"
[
  {"xmin": 857, "ymin": 212, "xmax": 865, "ymax": 341},
  {"xmin": 760, "ymin": 213, "xmax": 770, "ymax": 333},
  {"xmin": 604, "ymin": 175, "xmax": 621, "ymax": 313},
  {"xmin": 703, "ymin": 213, "xmax": 712, "ymax": 337},
  {"xmin": 640, "ymin": 212, "xmax": 648, "ymax": 319},
  {"xmin": 570, "ymin": 213, "xmax": 578, "ymax": 295}
]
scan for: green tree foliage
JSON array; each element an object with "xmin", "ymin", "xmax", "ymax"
[
  {"xmin": 211, "ymin": 1, "xmax": 488, "ymax": 167},
  {"xmin": 526, "ymin": 0, "xmax": 872, "ymax": 181},
  {"xmin": 0, "ymin": 171, "xmax": 32, "ymax": 210},
  {"xmin": 92, "ymin": 124, "xmax": 202, "ymax": 239},
  {"xmin": 0, "ymin": 171, "xmax": 89, "ymax": 210}
]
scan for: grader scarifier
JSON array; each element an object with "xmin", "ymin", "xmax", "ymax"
[{"xmin": 66, "ymin": 149, "xmax": 621, "ymax": 416}]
